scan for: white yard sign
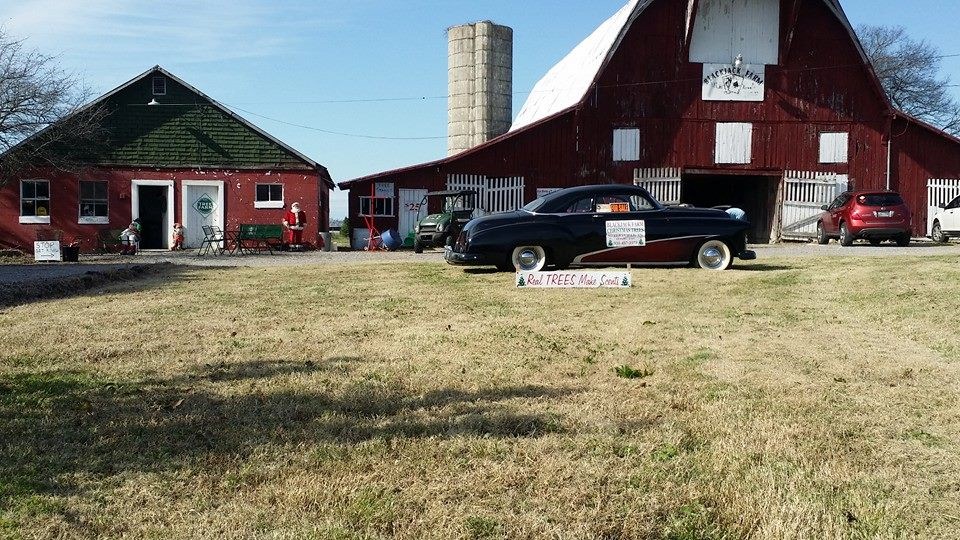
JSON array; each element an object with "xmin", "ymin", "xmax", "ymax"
[
  {"xmin": 606, "ymin": 220, "xmax": 646, "ymax": 247},
  {"xmin": 34, "ymin": 241, "xmax": 61, "ymax": 262},
  {"xmin": 702, "ymin": 64, "xmax": 765, "ymax": 102},
  {"xmin": 516, "ymin": 271, "xmax": 632, "ymax": 289}
]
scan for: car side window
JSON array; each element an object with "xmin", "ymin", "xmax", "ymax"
[
  {"xmin": 630, "ymin": 194, "xmax": 656, "ymax": 211},
  {"xmin": 828, "ymin": 194, "xmax": 847, "ymax": 210},
  {"xmin": 949, "ymin": 196, "xmax": 960, "ymax": 210},
  {"xmin": 563, "ymin": 197, "xmax": 594, "ymax": 214}
]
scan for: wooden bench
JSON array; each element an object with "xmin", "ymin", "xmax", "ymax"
[
  {"xmin": 97, "ymin": 228, "xmax": 126, "ymax": 253},
  {"xmin": 237, "ymin": 224, "xmax": 284, "ymax": 254}
]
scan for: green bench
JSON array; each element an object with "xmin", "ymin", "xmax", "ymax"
[
  {"xmin": 237, "ymin": 224, "xmax": 284, "ymax": 254},
  {"xmin": 98, "ymin": 228, "xmax": 126, "ymax": 253}
]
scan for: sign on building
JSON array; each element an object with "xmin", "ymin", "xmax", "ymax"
[
  {"xmin": 193, "ymin": 194, "xmax": 215, "ymax": 217},
  {"xmin": 702, "ymin": 64, "xmax": 765, "ymax": 102}
]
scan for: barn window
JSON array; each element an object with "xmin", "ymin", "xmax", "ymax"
[
  {"xmin": 715, "ymin": 123, "xmax": 753, "ymax": 164},
  {"xmin": 152, "ymin": 76, "xmax": 166, "ymax": 96},
  {"xmin": 612, "ymin": 128, "xmax": 641, "ymax": 161},
  {"xmin": 20, "ymin": 179, "xmax": 50, "ymax": 224},
  {"xmin": 819, "ymin": 132, "xmax": 849, "ymax": 164},
  {"xmin": 360, "ymin": 196, "xmax": 395, "ymax": 217},
  {"xmin": 78, "ymin": 181, "xmax": 109, "ymax": 224},
  {"xmin": 255, "ymin": 184, "xmax": 284, "ymax": 209}
]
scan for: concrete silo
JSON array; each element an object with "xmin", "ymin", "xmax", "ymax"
[{"xmin": 447, "ymin": 21, "xmax": 513, "ymax": 156}]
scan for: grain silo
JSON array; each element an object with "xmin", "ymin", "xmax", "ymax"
[{"xmin": 447, "ymin": 21, "xmax": 513, "ymax": 156}]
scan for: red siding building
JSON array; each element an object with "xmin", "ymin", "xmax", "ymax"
[
  {"xmin": 340, "ymin": 0, "xmax": 960, "ymax": 244},
  {"xmin": 1, "ymin": 66, "xmax": 333, "ymax": 252}
]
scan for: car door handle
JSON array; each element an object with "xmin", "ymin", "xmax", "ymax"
[{"xmin": 592, "ymin": 214, "xmax": 603, "ymax": 219}]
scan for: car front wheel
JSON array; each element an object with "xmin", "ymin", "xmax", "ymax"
[
  {"xmin": 695, "ymin": 240, "xmax": 733, "ymax": 271},
  {"xmin": 511, "ymin": 246, "xmax": 547, "ymax": 272},
  {"xmin": 816, "ymin": 222, "xmax": 830, "ymax": 245},
  {"xmin": 932, "ymin": 221, "xmax": 949, "ymax": 243},
  {"xmin": 839, "ymin": 223, "xmax": 854, "ymax": 246}
]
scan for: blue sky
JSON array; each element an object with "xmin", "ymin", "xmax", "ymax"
[{"xmin": 2, "ymin": 0, "xmax": 959, "ymax": 220}]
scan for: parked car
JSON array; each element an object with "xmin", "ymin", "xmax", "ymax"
[
  {"xmin": 930, "ymin": 194, "xmax": 960, "ymax": 243},
  {"xmin": 816, "ymin": 190, "xmax": 912, "ymax": 246},
  {"xmin": 413, "ymin": 190, "xmax": 478, "ymax": 253},
  {"xmin": 444, "ymin": 184, "xmax": 756, "ymax": 272}
]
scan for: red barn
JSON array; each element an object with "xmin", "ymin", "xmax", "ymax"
[
  {"xmin": 340, "ymin": 0, "xmax": 960, "ymax": 244},
  {"xmin": 1, "ymin": 66, "xmax": 333, "ymax": 252}
]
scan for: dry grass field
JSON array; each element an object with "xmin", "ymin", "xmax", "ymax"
[{"xmin": 1, "ymin": 257, "xmax": 958, "ymax": 539}]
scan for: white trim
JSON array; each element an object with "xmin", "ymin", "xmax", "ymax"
[
  {"xmin": 78, "ymin": 216, "xmax": 109, "ymax": 225},
  {"xmin": 181, "ymin": 179, "xmax": 225, "ymax": 230},
  {"xmin": 132, "ymin": 179, "xmax": 176, "ymax": 249},
  {"xmin": 19, "ymin": 216, "xmax": 51, "ymax": 224},
  {"xmin": 254, "ymin": 200, "xmax": 284, "ymax": 209}
]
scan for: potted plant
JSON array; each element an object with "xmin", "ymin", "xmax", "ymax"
[{"xmin": 61, "ymin": 236, "xmax": 83, "ymax": 262}]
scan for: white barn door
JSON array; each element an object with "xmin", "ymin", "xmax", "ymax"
[
  {"xmin": 398, "ymin": 189, "xmax": 427, "ymax": 238},
  {"xmin": 927, "ymin": 179, "xmax": 960, "ymax": 235},
  {"xmin": 781, "ymin": 171, "xmax": 848, "ymax": 240},
  {"xmin": 634, "ymin": 168, "xmax": 682, "ymax": 205}
]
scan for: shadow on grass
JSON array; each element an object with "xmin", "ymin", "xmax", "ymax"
[
  {"xmin": 0, "ymin": 360, "xmax": 577, "ymax": 503},
  {"xmin": 0, "ymin": 263, "xmax": 189, "ymax": 309},
  {"xmin": 733, "ymin": 264, "xmax": 795, "ymax": 272}
]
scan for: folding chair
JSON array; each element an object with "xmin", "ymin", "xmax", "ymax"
[{"xmin": 198, "ymin": 225, "xmax": 225, "ymax": 256}]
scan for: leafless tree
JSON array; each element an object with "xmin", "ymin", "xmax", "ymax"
[
  {"xmin": 858, "ymin": 24, "xmax": 960, "ymax": 135},
  {"xmin": 0, "ymin": 30, "xmax": 107, "ymax": 186}
]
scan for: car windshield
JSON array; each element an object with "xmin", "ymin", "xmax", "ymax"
[
  {"xmin": 522, "ymin": 198, "xmax": 547, "ymax": 212},
  {"xmin": 857, "ymin": 193, "xmax": 904, "ymax": 207}
]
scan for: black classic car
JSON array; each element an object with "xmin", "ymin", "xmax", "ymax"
[{"xmin": 445, "ymin": 184, "xmax": 756, "ymax": 271}]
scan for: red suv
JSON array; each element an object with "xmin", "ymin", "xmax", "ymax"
[{"xmin": 817, "ymin": 190, "xmax": 912, "ymax": 246}]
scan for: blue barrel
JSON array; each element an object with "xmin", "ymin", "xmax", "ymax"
[{"xmin": 381, "ymin": 229, "xmax": 403, "ymax": 251}]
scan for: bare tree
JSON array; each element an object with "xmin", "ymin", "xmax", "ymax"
[
  {"xmin": 858, "ymin": 24, "xmax": 960, "ymax": 135},
  {"xmin": 0, "ymin": 30, "xmax": 107, "ymax": 186}
]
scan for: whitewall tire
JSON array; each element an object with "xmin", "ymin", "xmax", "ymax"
[
  {"xmin": 695, "ymin": 240, "xmax": 733, "ymax": 271},
  {"xmin": 511, "ymin": 246, "xmax": 547, "ymax": 272}
]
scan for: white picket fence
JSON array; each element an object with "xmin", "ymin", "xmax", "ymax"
[
  {"xmin": 446, "ymin": 174, "xmax": 525, "ymax": 216},
  {"xmin": 927, "ymin": 178, "xmax": 960, "ymax": 235},
  {"xmin": 633, "ymin": 168, "xmax": 682, "ymax": 205},
  {"xmin": 781, "ymin": 171, "xmax": 849, "ymax": 239}
]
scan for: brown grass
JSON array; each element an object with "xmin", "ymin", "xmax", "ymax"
[{"xmin": 1, "ymin": 257, "xmax": 958, "ymax": 539}]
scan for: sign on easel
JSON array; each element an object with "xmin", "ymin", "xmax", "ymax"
[{"xmin": 34, "ymin": 241, "xmax": 61, "ymax": 262}]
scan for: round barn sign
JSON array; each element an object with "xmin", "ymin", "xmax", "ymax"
[{"xmin": 193, "ymin": 194, "xmax": 215, "ymax": 217}]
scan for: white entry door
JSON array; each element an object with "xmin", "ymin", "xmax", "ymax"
[
  {"xmin": 182, "ymin": 181, "xmax": 225, "ymax": 248},
  {"xmin": 398, "ymin": 189, "xmax": 427, "ymax": 238}
]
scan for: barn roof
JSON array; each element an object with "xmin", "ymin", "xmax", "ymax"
[{"xmin": 512, "ymin": 0, "xmax": 882, "ymax": 132}]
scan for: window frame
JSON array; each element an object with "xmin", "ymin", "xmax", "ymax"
[
  {"xmin": 254, "ymin": 183, "xmax": 285, "ymax": 209},
  {"xmin": 152, "ymin": 76, "xmax": 166, "ymax": 96},
  {"xmin": 19, "ymin": 179, "xmax": 51, "ymax": 224},
  {"xmin": 359, "ymin": 196, "xmax": 395, "ymax": 217},
  {"xmin": 78, "ymin": 180, "xmax": 109, "ymax": 225}
]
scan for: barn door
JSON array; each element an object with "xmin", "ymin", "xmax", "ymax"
[
  {"xmin": 927, "ymin": 179, "xmax": 960, "ymax": 235},
  {"xmin": 634, "ymin": 168, "xmax": 682, "ymax": 205},
  {"xmin": 398, "ymin": 189, "xmax": 427, "ymax": 238},
  {"xmin": 781, "ymin": 171, "xmax": 848, "ymax": 240}
]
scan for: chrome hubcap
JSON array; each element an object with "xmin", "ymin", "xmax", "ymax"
[
  {"xmin": 518, "ymin": 249, "xmax": 539, "ymax": 270},
  {"xmin": 701, "ymin": 247, "xmax": 723, "ymax": 269}
]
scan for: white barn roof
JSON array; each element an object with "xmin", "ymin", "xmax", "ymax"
[{"xmin": 511, "ymin": 0, "xmax": 877, "ymax": 132}]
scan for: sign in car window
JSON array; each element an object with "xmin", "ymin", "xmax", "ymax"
[
  {"xmin": 598, "ymin": 202, "xmax": 630, "ymax": 213},
  {"xmin": 606, "ymin": 220, "xmax": 646, "ymax": 247}
]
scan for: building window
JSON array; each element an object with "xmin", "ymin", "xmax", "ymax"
[
  {"xmin": 613, "ymin": 128, "xmax": 641, "ymax": 161},
  {"xmin": 255, "ymin": 184, "xmax": 284, "ymax": 209},
  {"xmin": 20, "ymin": 180, "xmax": 50, "ymax": 224},
  {"xmin": 715, "ymin": 123, "xmax": 753, "ymax": 164},
  {"xmin": 78, "ymin": 181, "xmax": 109, "ymax": 224},
  {"xmin": 152, "ymin": 76, "xmax": 166, "ymax": 96},
  {"xmin": 819, "ymin": 132, "xmax": 849, "ymax": 164},
  {"xmin": 359, "ymin": 196, "xmax": 395, "ymax": 217}
]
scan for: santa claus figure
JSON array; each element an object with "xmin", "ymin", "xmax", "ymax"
[{"xmin": 283, "ymin": 202, "xmax": 307, "ymax": 251}]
